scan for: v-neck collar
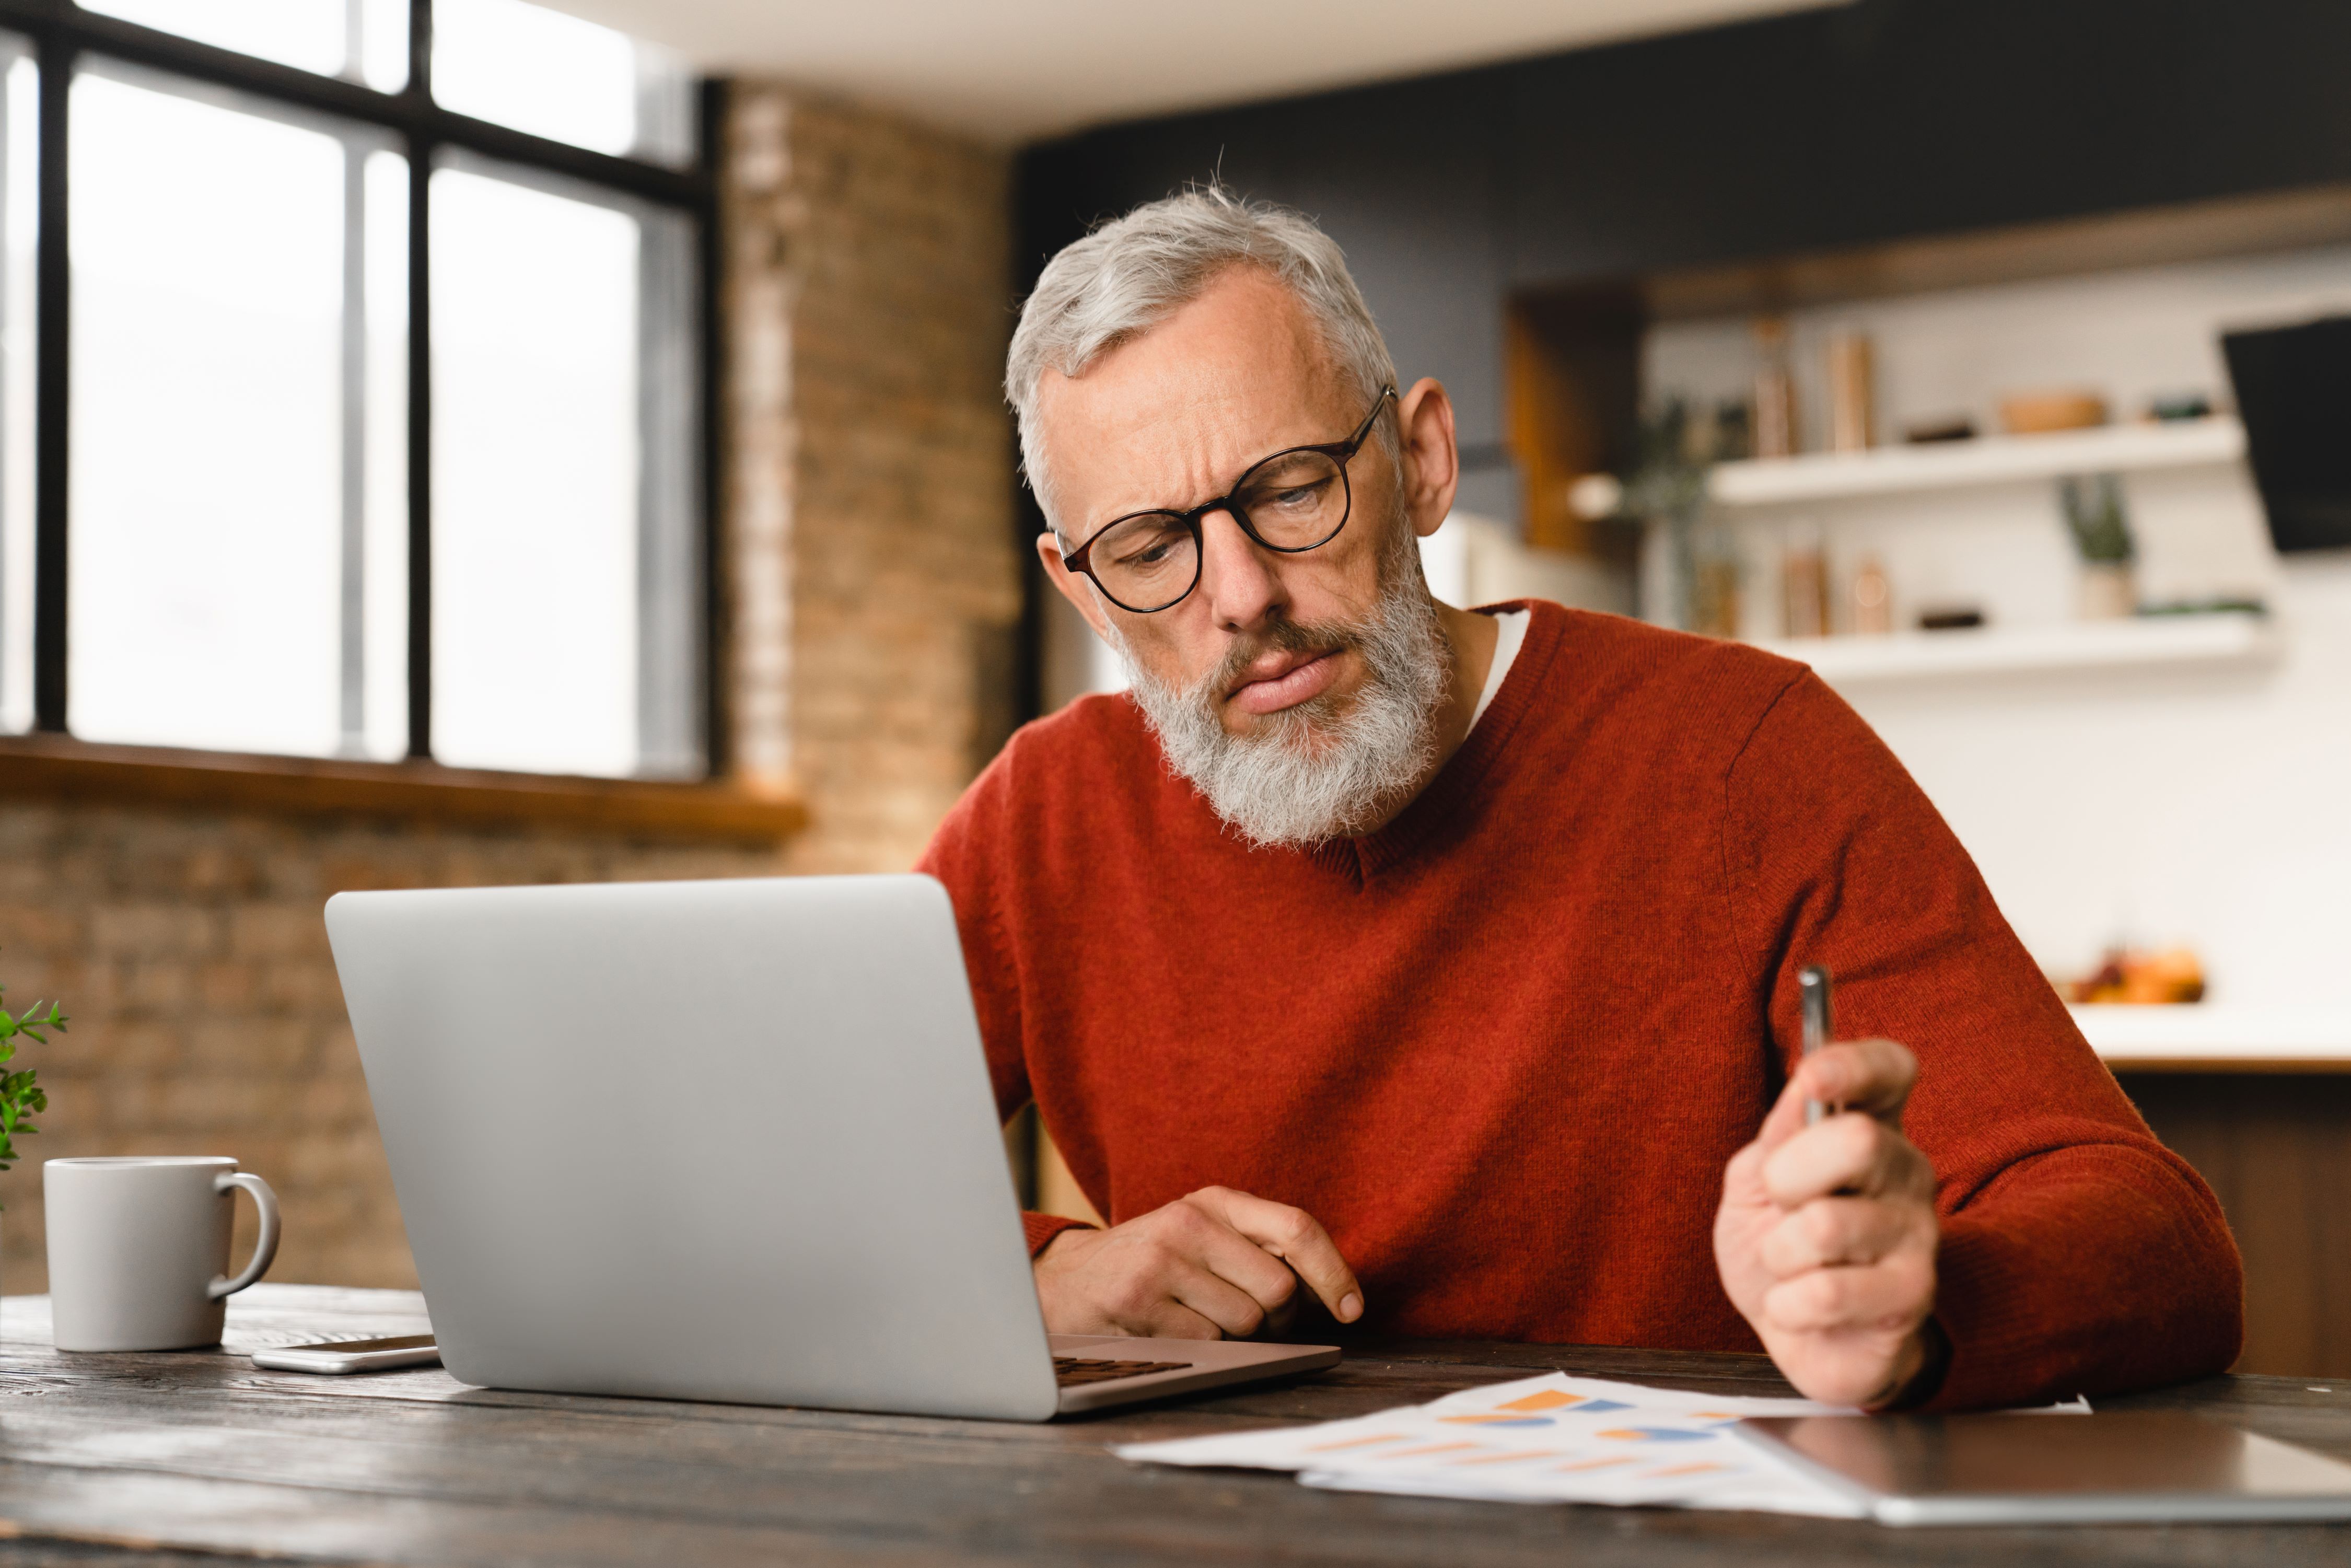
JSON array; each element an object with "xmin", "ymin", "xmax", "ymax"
[{"xmin": 1306, "ymin": 600, "xmax": 1566, "ymax": 887}]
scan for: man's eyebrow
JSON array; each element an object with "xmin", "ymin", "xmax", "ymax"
[{"xmin": 1100, "ymin": 452, "xmax": 1258, "ymax": 527}]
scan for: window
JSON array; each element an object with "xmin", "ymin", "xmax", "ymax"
[
  {"xmin": 429, "ymin": 157, "xmax": 700, "ymax": 776},
  {"xmin": 69, "ymin": 66, "xmax": 407, "ymax": 759},
  {"xmin": 0, "ymin": 0, "xmax": 711, "ymax": 780}
]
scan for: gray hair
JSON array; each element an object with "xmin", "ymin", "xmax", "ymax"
[{"xmin": 1006, "ymin": 186, "xmax": 1399, "ymax": 535}]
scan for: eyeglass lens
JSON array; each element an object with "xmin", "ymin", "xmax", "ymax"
[{"xmin": 1085, "ymin": 448, "xmax": 1351, "ymax": 612}]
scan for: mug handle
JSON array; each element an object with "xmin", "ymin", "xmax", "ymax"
[{"xmin": 208, "ymin": 1171, "xmax": 282, "ymax": 1300}]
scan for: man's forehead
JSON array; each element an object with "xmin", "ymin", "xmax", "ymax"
[{"xmin": 1035, "ymin": 269, "xmax": 1355, "ymax": 523}]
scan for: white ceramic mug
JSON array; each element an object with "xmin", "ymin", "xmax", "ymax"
[{"xmin": 44, "ymin": 1157, "xmax": 281, "ymax": 1352}]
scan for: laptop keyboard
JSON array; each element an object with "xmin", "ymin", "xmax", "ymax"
[{"xmin": 1053, "ymin": 1356, "xmax": 1193, "ymax": 1387}]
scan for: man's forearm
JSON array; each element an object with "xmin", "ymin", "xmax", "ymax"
[{"xmin": 1924, "ymin": 1148, "xmax": 2241, "ymax": 1410}]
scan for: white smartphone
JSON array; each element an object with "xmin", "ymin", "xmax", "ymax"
[{"xmin": 250, "ymin": 1333, "xmax": 440, "ymax": 1374}]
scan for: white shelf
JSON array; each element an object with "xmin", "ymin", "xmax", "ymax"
[
  {"xmin": 1750, "ymin": 611, "xmax": 2278, "ymax": 686},
  {"xmin": 1709, "ymin": 416, "xmax": 2245, "ymax": 508},
  {"xmin": 2074, "ymin": 1004, "xmax": 2351, "ymax": 1070}
]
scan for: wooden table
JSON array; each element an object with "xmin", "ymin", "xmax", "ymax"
[{"xmin": 4, "ymin": 1285, "xmax": 2349, "ymax": 1566}]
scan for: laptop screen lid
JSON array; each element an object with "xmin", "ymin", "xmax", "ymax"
[{"xmin": 325, "ymin": 874, "xmax": 1061, "ymax": 1421}]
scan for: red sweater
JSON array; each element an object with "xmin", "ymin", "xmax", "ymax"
[{"xmin": 918, "ymin": 602, "xmax": 2242, "ymax": 1410}]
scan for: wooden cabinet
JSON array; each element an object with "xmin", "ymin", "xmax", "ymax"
[{"xmin": 2119, "ymin": 1070, "xmax": 2351, "ymax": 1378}]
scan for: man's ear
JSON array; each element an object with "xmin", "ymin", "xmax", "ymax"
[
  {"xmin": 1395, "ymin": 377, "xmax": 1460, "ymax": 540},
  {"xmin": 1038, "ymin": 530, "xmax": 1117, "ymax": 644}
]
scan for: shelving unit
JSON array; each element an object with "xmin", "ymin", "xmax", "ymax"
[
  {"xmin": 1750, "ymin": 610, "xmax": 2279, "ymax": 685},
  {"xmin": 2074, "ymin": 1003, "xmax": 2351, "ymax": 1071},
  {"xmin": 1708, "ymin": 416, "xmax": 2245, "ymax": 508}
]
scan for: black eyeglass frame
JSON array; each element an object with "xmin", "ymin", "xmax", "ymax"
[{"xmin": 1060, "ymin": 386, "xmax": 1399, "ymax": 614}]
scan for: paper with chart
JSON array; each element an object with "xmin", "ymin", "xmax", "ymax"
[{"xmin": 1114, "ymin": 1371, "xmax": 1873, "ymax": 1515}]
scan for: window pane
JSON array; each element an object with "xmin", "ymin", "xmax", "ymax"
[
  {"xmin": 0, "ymin": 45, "xmax": 34, "ymax": 734},
  {"xmin": 81, "ymin": 1, "xmax": 411, "ymax": 92},
  {"xmin": 430, "ymin": 158, "xmax": 701, "ymax": 779},
  {"xmin": 69, "ymin": 65, "xmax": 408, "ymax": 759},
  {"xmin": 432, "ymin": 0, "xmax": 693, "ymax": 166}
]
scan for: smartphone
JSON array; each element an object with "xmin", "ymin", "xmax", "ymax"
[{"xmin": 249, "ymin": 1333, "xmax": 440, "ymax": 1374}]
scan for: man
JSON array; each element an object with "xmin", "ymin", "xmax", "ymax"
[{"xmin": 920, "ymin": 189, "xmax": 2240, "ymax": 1411}]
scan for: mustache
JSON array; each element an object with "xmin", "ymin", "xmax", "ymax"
[{"xmin": 1199, "ymin": 617, "xmax": 1364, "ymax": 704}]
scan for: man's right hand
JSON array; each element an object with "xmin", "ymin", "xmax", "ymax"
[{"xmin": 1033, "ymin": 1186, "xmax": 1365, "ymax": 1339}]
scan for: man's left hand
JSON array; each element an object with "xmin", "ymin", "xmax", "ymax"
[{"xmin": 1714, "ymin": 1037, "xmax": 1940, "ymax": 1408}]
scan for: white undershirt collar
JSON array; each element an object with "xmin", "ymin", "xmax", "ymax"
[{"xmin": 1467, "ymin": 608, "xmax": 1531, "ymax": 733}]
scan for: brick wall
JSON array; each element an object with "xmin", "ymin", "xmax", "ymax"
[
  {"xmin": 0, "ymin": 88, "xmax": 1020, "ymax": 1293},
  {"xmin": 729, "ymin": 87, "xmax": 1023, "ymax": 877}
]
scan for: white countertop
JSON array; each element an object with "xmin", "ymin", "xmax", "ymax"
[{"xmin": 2071, "ymin": 1004, "xmax": 2351, "ymax": 1070}]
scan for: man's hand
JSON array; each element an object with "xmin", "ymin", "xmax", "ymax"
[
  {"xmin": 1034, "ymin": 1186, "xmax": 1365, "ymax": 1339},
  {"xmin": 1714, "ymin": 1038, "xmax": 1940, "ymax": 1408}
]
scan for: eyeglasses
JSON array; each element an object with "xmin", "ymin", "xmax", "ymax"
[{"xmin": 1060, "ymin": 387, "xmax": 1399, "ymax": 614}]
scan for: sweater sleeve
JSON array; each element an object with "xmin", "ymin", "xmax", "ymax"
[
  {"xmin": 1723, "ymin": 670, "xmax": 2242, "ymax": 1410},
  {"xmin": 917, "ymin": 730, "xmax": 1097, "ymax": 1258}
]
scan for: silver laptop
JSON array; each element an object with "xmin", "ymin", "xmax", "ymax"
[{"xmin": 324, "ymin": 874, "xmax": 1339, "ymax": 1420}]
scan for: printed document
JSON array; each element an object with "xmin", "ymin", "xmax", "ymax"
[{"xmin": 1117, "ymin": 1371, "xmax": 2084, "ymax": 1515}]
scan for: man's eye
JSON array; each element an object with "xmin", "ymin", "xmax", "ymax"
[
  {"xmin": 1111, "ymin": 530, "xmax": 1185, "ymax": 569},
  {"xmin": 1252, "ymin": 478, "xmax": 1330, "ymax": 511}
]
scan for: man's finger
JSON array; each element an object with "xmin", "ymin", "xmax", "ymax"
[
  {"xmin": 1790, "ymin": 1038, "xmax": 1917, "ymax": 1124},
  {"xmin": 1753, "ymin": 1038, "xmax": 1921, "ymax": 1159},
  {"xmin": 1762, "ymin": 1111, "xmax": 1933, "ymax": 1209},
  {"xmin": 1168, "ymin": 1205, "xmax": 1305, "ymax": 1314},
  {"xmin": 1761, "ymin": 1257, "xmax": 1935, "ymax": 1336},
  {"xmin": 1187, "ymin": 1187, "xmax": 1364, "ymax": 1323},
  {"xmin": 1166, "ymin": 1261, "xmax": 1281, "ymax": 1338},
  {"xmin": 1757, "ymin": 1195, "xmax": 1926, "ymax": 1277}
]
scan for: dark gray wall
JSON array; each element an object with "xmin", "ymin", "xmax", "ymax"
[{"xmin": 1017, "ymin": 0, "xmax": 2351, "ymax": 459}]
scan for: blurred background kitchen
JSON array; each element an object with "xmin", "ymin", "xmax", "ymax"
[{"xmin": 0, "ymin": 0, "xmax": 2343, "ymax": 1377}]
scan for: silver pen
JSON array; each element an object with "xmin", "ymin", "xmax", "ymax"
[{"xmin": 1799, "ymin": 965, "xmax": 1833, "ymax": 1126}]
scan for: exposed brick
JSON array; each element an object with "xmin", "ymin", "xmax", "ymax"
[
  {"xmin": 119, "ymin": 958, "xmax": 199, "ymax": 1012},
  {"xmin": 227, "ymin": 906, "xmax": 330, "ymax": 962},
  {"xmin": 195, "ymin": 959, "xmax": 262, "ymax": 1010},
  {"xmin": 89, "ymin": 905, "xmax": 221, "ymax": 960},
  {"xmin": 185, "ymin": 1017, "xmax": 312, "ymax": 1076},
  {"xmin": 260, "ymin": 960, "xmax": 344, "ymax": 1013},
  {"xmin": 726, "ymin": 87, "xmax": 1019, "ymax": 879},
  {"xmin": 296, "ymin": 1074, "xmax": 377, "ymax": 1130}
]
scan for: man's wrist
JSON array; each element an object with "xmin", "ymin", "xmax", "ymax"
[
  {"xmin": 1022, "ymin": 1211, "xmax": 1095, "ymax": 1259},
  {"xmin": 1875, "ymin": 1316, "xmax": 1953, "ymax": 1411},
  {"xmin": 1037, "ymin": 1226, "xmax": 1089, "ymax": 1262}
]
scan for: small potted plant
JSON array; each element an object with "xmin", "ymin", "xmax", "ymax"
[
  {"xmin": 0, "ymin": 979, "xmax": 68, "ymax": 1294},
  {"xmin": 2061, "ymin": 472, "xmax": 2137, "ymax": 620}
]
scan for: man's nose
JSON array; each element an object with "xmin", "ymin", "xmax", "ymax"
[{"xmin": 1196, "ymin": 508, "xmax": 1287, "ymax": 631}]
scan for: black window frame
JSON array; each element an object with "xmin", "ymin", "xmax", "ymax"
[{"xmin": 0, "ymin": 0, "xmax": 724, "ymax": 777}]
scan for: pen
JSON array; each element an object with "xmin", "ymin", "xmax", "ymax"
[{"xmin": 1799, "ymin": 965, "xmax": 1832, "ymax": 1126}]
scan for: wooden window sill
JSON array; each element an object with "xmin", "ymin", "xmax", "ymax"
[{"xmin": 0, "ymin": 735, "xmax": 807, "ymax": 845}]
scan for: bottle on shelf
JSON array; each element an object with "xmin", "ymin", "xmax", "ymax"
[
  {"xmin": 1826, "ymin": 332, "xmax": 1876, "ymax": 452},
  {"xmin": 1691, "ymin": 521, "xmax": 1742, "ymax": 640},
  {"xmin": 1782, "ymin": 525, "xmax": 1831, "ymax": 638},
  {"xmin": 1752, "ymin": 316, "xmax": 1800, "ymax": 459}
]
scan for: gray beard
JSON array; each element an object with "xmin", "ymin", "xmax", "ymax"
[{"xmin": 1111, "ymin": 550, "xmax": 1450, "ymax": 850}]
